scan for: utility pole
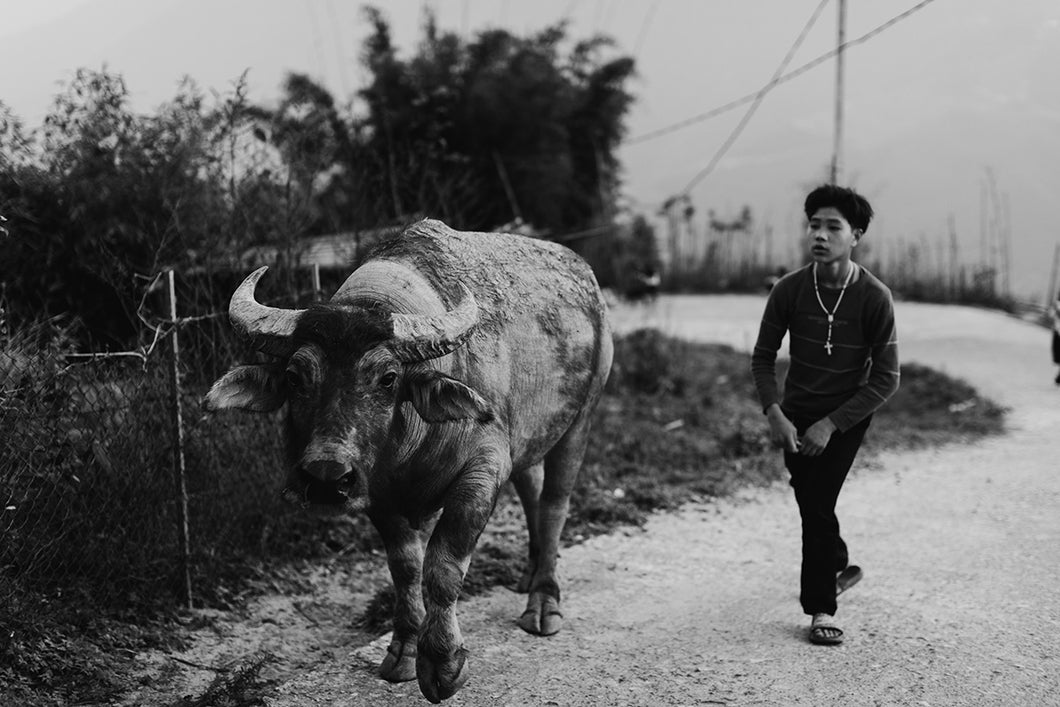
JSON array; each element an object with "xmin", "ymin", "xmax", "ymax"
[
  {"xmin": 492, "ymin": 150, "xmax": 523, "ymax": 225},
  {"xmin": 979, "ymin": 179, "xmax": 988, "ymax": 268},
  {"xmin": 1001, "ymin": 192, "xmax": 1012, "ymax": 298},
  {"xmin": 1046, "ymin": 242, "xmax": 1060, "ymax": 310},
  {"xmin": 829, "ymin": 0, "xmax": 847, "ymax": 185},
  {"xmin": 948, "ymin": 213, "xmax": 959, "ymax": 300}
]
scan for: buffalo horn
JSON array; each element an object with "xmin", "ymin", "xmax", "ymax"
[
  {"xmin": 390, "ymin": 284, "xmax": 479, "ymax": 362},
  {"xmin": 229, "ymin": 266, "xmax": 304, "ymax": 357}
]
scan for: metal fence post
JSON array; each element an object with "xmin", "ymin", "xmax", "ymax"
[{"xmin": 165, "ymin": 270, "xmax": 193, "ymax": 609}]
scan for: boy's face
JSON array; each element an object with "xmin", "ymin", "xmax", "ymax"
[{"xmin": 807, "ymin": 207, "xmax": 860, "ymax": 265}]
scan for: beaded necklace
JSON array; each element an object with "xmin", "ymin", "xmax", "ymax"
[{"xmin": 812, "ymin": 262, "xmax": 855, "ymax": 355}]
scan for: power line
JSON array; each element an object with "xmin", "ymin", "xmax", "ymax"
[
  {"xmin": 626, "ymin": 0, "xmax": 939, "ymax": 147},
  {"xmin": 676, "ymin": 0, "xmax": 830, "ymax": 198},
  {"xmin": 598, "ymin": 0, "xmax": 620, "ymax": 33},
  {"xmin": 306, "ymin": 2, "xmax": 327, "ymax": 85},
  {"xmin": 560, "ymin": 0, "xmax": 580, "ymax": 25},
  {"xmin": 632, "ymin": 0, "xmax": 661, "ymax": 58},
  {"xmin": 830, "ymin": 0, "xmax": 848, "ymax": 184},
  {"xmin": 326, "ymin": 0, "xmax": 352, "ymax": 98},
  {"xmin": 551, "ymin": 223, "xmax": 615, "ymax": 243}
]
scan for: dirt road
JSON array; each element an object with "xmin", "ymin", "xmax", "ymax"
[{"xmin": 267, "ymin": 295, "xmax": 1060, "ymax": 706}]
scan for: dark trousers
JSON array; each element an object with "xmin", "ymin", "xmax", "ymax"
[{"xmin": 783, "ymin": 414, "xmax": 872, "ymax": 616}]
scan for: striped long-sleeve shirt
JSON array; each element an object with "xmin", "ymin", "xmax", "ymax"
[{"xmin": 751, "ymin": 263, "xmax": 900, "ymax": 432}]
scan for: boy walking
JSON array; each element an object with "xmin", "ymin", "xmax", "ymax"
[{"xmin": 751, "ymin": 184, "xmax": 899, "ymax": 645}]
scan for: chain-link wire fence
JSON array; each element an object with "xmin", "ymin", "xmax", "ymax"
[
  {"xmin": 1, "ymin": 351, "xmax": 180, "ymax": 606},
  {"xmin": 0, "ymin": 266, "xmax": 377, "ymax": 623}
]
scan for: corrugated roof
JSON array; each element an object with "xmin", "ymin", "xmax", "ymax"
[{"xmin": 235, "ymin": 227, "xmax": 402, "ymax": 269}]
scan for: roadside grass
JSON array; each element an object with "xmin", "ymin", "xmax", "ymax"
[{"xmin": 0, "ymin": 591, "xmax": 182, "ymax": 707}]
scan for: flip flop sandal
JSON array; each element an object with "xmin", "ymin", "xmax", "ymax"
[
  {"xmin": 836, "ymin": 565, "xmax": 863, "ymax": 596},
  {"xmin": 809, "ymin": 615, "xmax": 844, "ymax": 645}
]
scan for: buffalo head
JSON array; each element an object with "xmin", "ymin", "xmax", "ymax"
[{"xmin": 203, "ymin": 267, "xmax": 493, "ymax": 510}]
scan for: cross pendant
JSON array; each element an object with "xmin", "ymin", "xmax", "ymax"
[{"xmin": 824, "ymin": 341, "xmax": 833, "ymax": 355}]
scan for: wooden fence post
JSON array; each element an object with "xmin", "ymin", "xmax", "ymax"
[{"xmin": 165, "ymin": 270, "xmax": 193, "ymax": 609}]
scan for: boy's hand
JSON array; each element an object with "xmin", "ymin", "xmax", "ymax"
[
  {"xmin": 798, "ymin": 418, "xmax": 837, "ymax": 456},
  {"xmin": 765, "ymin": 405, "xmax": 800, "ymax": 453}
]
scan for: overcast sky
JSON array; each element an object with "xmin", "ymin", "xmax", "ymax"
[{"xmin": 2, "ymin": 0, "xmax": 1058, "ymax": 299}]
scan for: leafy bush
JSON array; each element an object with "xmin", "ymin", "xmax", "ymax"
[{"xmin": 0, "ymin": 8, "xmax": 643, "ymax": 351}]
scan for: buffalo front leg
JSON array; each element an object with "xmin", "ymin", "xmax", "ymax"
[
  {"xmin": 517, "ymin": 418, "xmax": 590, "ymax": 637},
  {"xmin": 369, "ymin": 511, "xmax": 434, "ymax": 683},
  {"xmin": 417, "ymin": 466, "xmax": 505, "ymax": 703}
]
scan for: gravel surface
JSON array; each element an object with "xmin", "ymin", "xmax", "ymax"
[{"xmin": 266, "ymin": 295, "xmax": 1060, "ymax": 707}]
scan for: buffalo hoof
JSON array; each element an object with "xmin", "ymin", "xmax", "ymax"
[
  {"xmin": 416, "ymin": 645, "xmax": 469, "ymax": 704},
  {"xmin": 517, "ymin": 592, "xmax": 563, "ymax": 636},
  {"xmin": 379, "ymin": 638, "xmax": 417, "ymax": 683}
]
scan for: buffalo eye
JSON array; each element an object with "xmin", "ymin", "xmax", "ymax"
[
  {"xmin": 379, "ymin": 371, "xmax": 398, "ymax": 389},
  {"xmin": 285, "ymin": 367, "xmax": 305, "ymax": 390}
]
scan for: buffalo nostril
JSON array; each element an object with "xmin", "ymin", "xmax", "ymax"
[
  {"xmin": 300, "ymin": 460, "xmax": 351, "ymax": 483},
  {"xmin": 291, "ymin": 462, "xmax": 358, "ymax": 506}
]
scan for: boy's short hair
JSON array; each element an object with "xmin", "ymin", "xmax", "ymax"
[{"xmin": 804, "ymin": 185, "xmax": 874, "ymax": 234}]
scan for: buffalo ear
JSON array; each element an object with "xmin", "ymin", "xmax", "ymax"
[
  {"xmin": 203, "ymin": 364, "xmax": 287, "ymax": 412},
  {"xmin": 405, "ymin": 369, "xmax": 493, "ymax": 423}
]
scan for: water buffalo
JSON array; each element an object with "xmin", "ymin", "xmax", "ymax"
[{"xmin": 204, "ymin": 219, "xmax": 613, "ymax": 702}]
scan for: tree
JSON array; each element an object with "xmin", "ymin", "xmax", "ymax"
[
  {"xmin": 353, "ymin": 7, "xmax": 636, "ymax": 234},
  {"xmin": 1, "ymin": 69, "xmax": 194, "ymax": 346},
  {"xmin": 0, "ymin": 70, "xmax": 272, "ymax": 347},
  {"xmin": 0, "ymin": 15, "xmax": 639, "ymax": 348}
]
